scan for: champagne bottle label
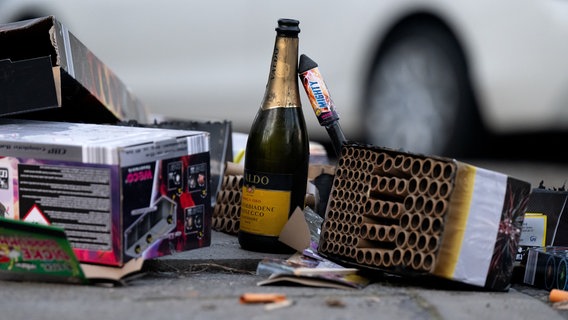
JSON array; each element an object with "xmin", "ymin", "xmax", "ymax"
[{"xmin": 240, "ymin": 169, "xmax": 292, "ymax": 236}]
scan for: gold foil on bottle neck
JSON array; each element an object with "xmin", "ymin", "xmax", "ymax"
[{"xmin": 261, "ymin": 36, "xmax": 301, "ymax": 111}]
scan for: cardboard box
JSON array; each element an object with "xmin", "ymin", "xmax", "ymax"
[
  {"xmin": 121, "ymin": 119, "xmax": 234, "ymax": 206},
  {"xmin": 0, "ymin": 16, "xmax": 147, "ymax": 123},
  {"xmin": 0, "ymin": 119, "xmax": 211, "ymax": 267},
  {"xmin": 514, "ymin": 188, "xmax": 568, "ymax": 264},
  {"xmin": 317, "ymin": 143, "xmax": 532, "ymax": 291},
  {"xmin": 523, "ymin": 246, "xmax": 568, "ymax": 290}
]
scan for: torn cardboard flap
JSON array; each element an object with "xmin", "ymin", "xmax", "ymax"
[
  {"xmin": 0, "ymin": 15, "xmax": 148, "ymax": 123},
  {"xmin": 279, "ymin": 207, "xmax": 311, "ymax": 252}
]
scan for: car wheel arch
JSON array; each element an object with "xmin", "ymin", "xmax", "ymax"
[{"xmin": 360, "ymin": 12, "xmax": 487, "ymax": 157}]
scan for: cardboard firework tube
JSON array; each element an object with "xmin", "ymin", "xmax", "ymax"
[
  {"xmin": 363, "ymin": 198, "xmax": 387, "ymax": 218},
  {"xmin": 359, "ymin": 223, "xmax": 379, "ymax": 240},
  {"xmin": 331, "ymin": 242, "xmax": 341, "ymax": 254},
  {"xmin": 346, "ymin": 246, "xmax": 358, "ymax": 259},
  {"xmin": 231, "ymin": 219, "xmax": 240, "ymax": 234},
  {"xmin": 356, "ymin": 248, "xmax": 389, "ymax": 266},
  {"xmin": 396, "ymin": 229, "xmax": 419, "ymax": 249},
  {"xmin": 407, "ymin": 230, "xmax": 419, "ymax": 248},
  {"xmin": 393, "ymin": 154, "xmax": 414, "ymax": 176},
  {"xmin": 326, "ymin": 207, "xmax": 341, "ymax": 223},
  {"xmin": 369, "ymin": 176, "xmax": 388, "ymax": 196},
  {"xmin": 374, "ymin": 249, "xmax": 393, "ymax": 267},
  {"xmin": 387, "ymin": 201, "xmax": 405, "ymax": 220},
  {"xmin": 225, "ymin": 161, "xmax": 244, "ymax": 176},
  {"xmin": 328, "ymin": 199, "xmax": 339, "ymax": 211},
  {"xmin": 392, "ymin": 247, "xmax": 414, "ymax": 266},
  {"xmin": 429, "ymin": 161, "xmax": 456, "ymax": 181},
  {"xmin": 370, "ymin": 152, "xmax": 392, "ymax": 175},
  {"xmin": 355, "ymin": 248, "xmax": 367, "ymax": 264},
  {"xmin": 340, "ymin": 234, "xmax": 356, "ymax": 246},
  {"xmin": 399, "ymin": 212, "xmax": 413, "ymax": 230},
  {"xmin": 420, "ymin": 216, "xmax": 444, "ymax": 235},
  {"xmin": 407, "ymin": 176, "xmax": 430, "ymax": 195},
  {"xmin": 211, "ymin": 217, "xmax": 221, "ymax": 230},
  {"xmin": 427, "ymin": 180, "xmax": 452, "ymax": 199},
  {"xmin": 379, "ymin": 156, "xmax": 396, "ymax": 175},
  {"xmin": 387, "ymin": 176, "xmax": 409, "ymax": 198},
  {"xmin": 410, "ymin": 158, "xmax": 425, "ymax": 176},
  {"xmin": 333, "ymin": 167, "xmax": 346, "ymax": 180},
  {"xmin": 337, "ymin": 156, "xmax": 352, "ymax": 172},
  {"xmin": 430, "ymin": 161, "xmax": 446, "ymax": 181},
  {"xmin": 341, "ymin": 221, "xmax": 353, "ymax": 234},
  {"xmin": 386, "ymin": 225, "xmax": 402, "ymax": 242},
  {"xmin": 217, "ymin": 203, "xmax": 235, "ymax": 219},
  {"xmin": 354, "ymin": 159, "xmax": 366, "ymax": 171},
  {"xmin": 375, "ymin": 225, "xmax": 390, "ymax": 242},
  {"xmin": 411, "ymin": 251, "xmax": 435, "ymax": 272},
  {"xmin": 224, "ymin": 219, "xmax": 234, "ymax": 233},
  {"xmin": 221, "ymin": 175, "xmax": 230, "ymax": 188},
  {"xmin": 416, "ymin": 233, "xmax": 439, "ymax": 253},
  {"xmin": 354, "ymin": 238, "xmax": 380, "ymax": 249},
  {"xmin": 423, "ymin": 198, "xmax": 448, "ymax": 218},
  {"xmin": 318, "ymin": 238, "xmax": 330, "ymax": 253},
  {"xmin": 406, "ymin": 212, "xmax": 423, "ymax": 231},
  {"xmin": 233, "ymin": 175, "xmax": 244, "ymax": 190},
  {"xmin": 216, "ymin": 217, "xmax": 229, "ymax": 231},
  {"xmin": 421, "ymin": 158, "xmax": 436, "ymax": 177},
  {"xmin": 218, "ymin": 190, "xmax": 232, "ymax": 204},
  {"xmin": 404, "ymin": 194, "xmax": 426, "ymax": 213},
  {"xmin": 213, "ymin": 203, "xmax": 226, "ymax": 219},
  {"xmin": 212, "ymin": 203, "xmax": 222, "ymax": 217},
  {"xmin": 229, "ymin": 204, "xmax": 240, "ymax": 219},
  {"xmin": 395, "ymin": 229, "xmax": 410, "ymax": 247},
  {"xmin": 341, "ymin": 145, "xmax": 353, "ymax": 158},
  {"xmin": 331, "ymin": 188, "xmax": 345, "ymax": 201},
  {"xmin": 370, "ymin": 176, "xmax": 408, "ymax": 198}
]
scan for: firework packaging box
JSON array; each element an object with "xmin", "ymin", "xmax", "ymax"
[
  {"xmin": 0, "ymin": 119, "xmax": 211, "ymax": 270},
  {"xmin": 317, "ymin": 142, "xmax": 532, "ymax": 291},
  {"xmin": 0, "ymin": 16, "xmax": 147, "ymax": 123},
  {"xmin": 516, "ymin": 188, "xmax": 568, "ymax": 263},
  {"xmin": 523, "ymin": 246, "xmax": 568, "ymax": 290}
]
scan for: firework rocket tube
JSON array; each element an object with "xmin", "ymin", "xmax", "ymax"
[{"xmin": 298, "ymin": 54, "xmax": 347, "ymax": 157}]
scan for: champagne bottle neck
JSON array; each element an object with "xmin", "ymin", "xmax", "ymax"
[{"xmin": 261, "ymin": 35, "xmax": 301, "ymax": 110}]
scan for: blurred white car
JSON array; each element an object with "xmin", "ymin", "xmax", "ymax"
[{"xmin": 1, "ymin": 0, "xmax": 568, "ymax": 158}]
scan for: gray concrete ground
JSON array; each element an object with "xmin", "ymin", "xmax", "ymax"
[{"xmin": 1, "ymin": 230, "xmax": 566, "ymax": 320}]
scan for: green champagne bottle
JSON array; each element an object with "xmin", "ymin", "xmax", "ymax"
[{"xmin": 238, "ymin": 18, "xmax": 309, "ymax": 253}]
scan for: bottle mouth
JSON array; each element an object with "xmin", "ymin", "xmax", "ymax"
[{"xmin": 276, "ymin": 18, "xmax": 300, "ymax": 35}]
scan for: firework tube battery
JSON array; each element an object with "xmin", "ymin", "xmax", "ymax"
[{"xmin": 298, "ymin": 54, "xmax": 347, "ymax": 157}]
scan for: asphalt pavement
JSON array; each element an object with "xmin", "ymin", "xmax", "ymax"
[{"xmin": 1, "ymin": 230, "xmax": 566, "ymax": 320}]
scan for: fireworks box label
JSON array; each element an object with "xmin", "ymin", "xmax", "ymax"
[{"xmin": 0, "ymin": 119, "xmax": 211, "ymax": 267}]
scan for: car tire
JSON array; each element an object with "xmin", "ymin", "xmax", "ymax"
[{"xmin": 364, "ymin": 19, "xmax": 483, "ymax": 158}]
